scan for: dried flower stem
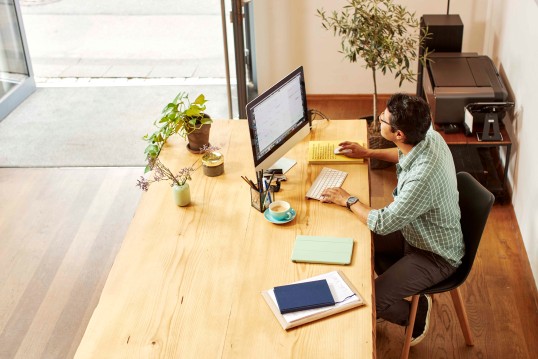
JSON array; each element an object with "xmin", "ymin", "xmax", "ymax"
[{"xmin": 136, "ymin": 145, "xmax": 220, "ymax": 192}]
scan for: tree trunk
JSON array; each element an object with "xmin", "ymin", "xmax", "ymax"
[
  {"xmin": 368, "ymin": 67, "xmax": 395, "ymax": 169},
  {"xmin": 372, "ymin": 67, "xmax": 378, "ymax": 129}
]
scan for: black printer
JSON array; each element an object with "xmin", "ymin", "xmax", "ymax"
[{"xmin": 423, "ymin": 53, "xmax": 508, "ymax": 124}]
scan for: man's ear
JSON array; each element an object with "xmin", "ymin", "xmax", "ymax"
[{"xmin": 395, "ymin": 130, "xmax": 406, "ymax": 141}]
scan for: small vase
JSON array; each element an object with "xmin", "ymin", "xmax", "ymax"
[{"xmin": 172, "ymin": 183, "xmax": 191, "ymax": 206}]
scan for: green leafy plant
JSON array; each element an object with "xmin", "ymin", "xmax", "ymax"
[
  {"xmin": 317, "ymin": 0, "xmax": 430, "ymax": 130},
  {"xmin": 143, "ymin": 92, "xmax": 212, "ymax": 162}
]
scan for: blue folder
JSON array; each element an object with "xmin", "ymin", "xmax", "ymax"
[{"xmin": 273, "ymin": 279, "xmax": 335, "ymax": 314}]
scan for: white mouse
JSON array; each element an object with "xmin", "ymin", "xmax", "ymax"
[{"xmin": 334, "ymin": 146, "xmax": 352, "ymax": 155}]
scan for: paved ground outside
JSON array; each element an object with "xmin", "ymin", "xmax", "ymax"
[{"xmin": 20, "ymin": 0, "xmax": 236, "ymax": 81}]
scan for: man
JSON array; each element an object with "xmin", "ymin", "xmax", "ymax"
[{"xmin": 321, "ymin": 93, "xmax": 464, "ymax": 345}]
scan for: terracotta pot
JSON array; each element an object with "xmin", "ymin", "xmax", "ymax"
[{"xmin": 186, "ymin": 120, "xmax": 211, "ymax": 153}]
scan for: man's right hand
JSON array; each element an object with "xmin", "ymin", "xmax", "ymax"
[
  {"xmin": 339, "ymin": 141, "xmax": 400, "ymax": 163},
  {"xmin": 338, "ymin": 141, "xmax": 370, "ymax": 159}
]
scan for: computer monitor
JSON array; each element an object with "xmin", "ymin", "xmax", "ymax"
[{"xmin": 246, "ymin": 66, "xmax": 310, "ymax": 172}]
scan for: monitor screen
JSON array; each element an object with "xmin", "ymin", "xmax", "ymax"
[{"xmin": 246, "ymin": 66, "xmax": 310, "ymax": 172}]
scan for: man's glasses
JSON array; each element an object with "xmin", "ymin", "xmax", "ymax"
[
  {"xmin": 378, "ymin": 113, "xmax": 391, "ymax": 126},
  {"xmin": 379, "ymin": 112, "xmax": 398, "ymax": 131}
]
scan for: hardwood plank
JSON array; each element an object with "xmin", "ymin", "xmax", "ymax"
[
  {"xmin": 0, "ymin": 170, "xmax": 94, "ymax": 332},
  {"xmin": 0, "ymin": 167, "xmax": 141, "ymax": 359}
]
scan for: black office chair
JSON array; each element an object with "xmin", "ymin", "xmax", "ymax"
[{"xmin": 399, "ymin": 172, "xmax": 495, "ymax": 359}]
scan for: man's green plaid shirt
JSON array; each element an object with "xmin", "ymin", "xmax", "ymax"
[{"xmin": 367, "ymin": 127, "xmax": 465, "ymax": 267}]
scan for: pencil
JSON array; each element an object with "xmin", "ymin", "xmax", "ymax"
[{"xmin": 241, "ymin": 176, "xmax": 258, "ymax": 190}]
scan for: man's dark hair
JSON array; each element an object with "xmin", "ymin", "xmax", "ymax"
[{"xmin": 386, "ymin": 93, "xmax": 432, "ymax": 145}]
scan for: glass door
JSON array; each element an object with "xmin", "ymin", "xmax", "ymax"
[
  {"xmin": 228, "ymin": 0, "xmax": 257, "ymax": 119},
  {"xmin": 0, "ymin": 0, "xmax": 35, "ymax": 121}
]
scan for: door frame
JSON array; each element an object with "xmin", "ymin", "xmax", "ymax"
[{"xmin": 0, "ymin": 0, "xmax": 36, "ymax": 121}]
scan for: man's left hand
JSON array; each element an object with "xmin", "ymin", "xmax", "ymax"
[{"xmin": 320, "ymin": 187, "xmax": 351, "ymax": 207}]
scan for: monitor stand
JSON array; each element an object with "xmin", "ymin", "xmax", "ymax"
[{"xmin": 269, "ymin": 157, "xmax": 297, "ymax": 174}]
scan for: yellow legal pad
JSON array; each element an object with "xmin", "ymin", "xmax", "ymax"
[
  {"xmin": 307, "ymin": 140, "xmax": 365, "ymax": 164},
  {"xmin": 291, "ymin": 235, "xmax": 354, "ymax": 265}
]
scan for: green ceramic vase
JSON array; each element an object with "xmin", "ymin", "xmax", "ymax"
[{"xmin": 173, "ymin": 183, "xmax": 191, "ymax": 206}]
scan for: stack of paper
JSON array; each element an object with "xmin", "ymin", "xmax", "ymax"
[{"xmin": 262, "ymin": 271, "xmax": 365, "ymax": 330}]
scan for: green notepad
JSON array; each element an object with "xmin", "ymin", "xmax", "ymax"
[{"xmin": 291, "ymin": 235, "xmax": 354, "ymax": 265}]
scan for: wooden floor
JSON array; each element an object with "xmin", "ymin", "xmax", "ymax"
[
  {"xmin": 0, "ymin": 97, "xmax": 537, "ymax": 358},
  {"xmin": 0, "ymin": 167, "xmax": 142, "ymax": 359}
]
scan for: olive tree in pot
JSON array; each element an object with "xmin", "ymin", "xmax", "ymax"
[{"xmin": 317, "ymin": 0, "xmax": 429, "ymax": 169}]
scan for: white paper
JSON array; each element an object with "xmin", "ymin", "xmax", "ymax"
[
  {"xmin": 268, "ymin": 271, "xmax": 359, "ymax": 323},
  {"xmin": 464, "ymin": 108, "xmax": 474, "ymax": 134}
]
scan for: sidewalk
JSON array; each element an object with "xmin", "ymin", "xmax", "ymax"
[{"xmin": 20, "ymin": 0, "xmax": 235, "ymax": 80}]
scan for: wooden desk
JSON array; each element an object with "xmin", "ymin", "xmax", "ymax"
[
  {"xmin": 75, "ymin": 120, "xmax": 374, "ymax": 358},
  {"xmin": 435, "ymin": 123, "xmax": 512, "ymax": 201}
]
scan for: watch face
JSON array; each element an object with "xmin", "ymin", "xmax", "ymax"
[{"xmin": 347, "ymin": 197, "xmax": 358, "ymax": 209}]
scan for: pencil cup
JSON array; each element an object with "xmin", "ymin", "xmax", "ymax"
[{"xmin": 250, "ymin": 187, "xmax": 274, "ymax": 213}]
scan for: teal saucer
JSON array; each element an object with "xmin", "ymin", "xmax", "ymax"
[{"xmin": 264, "ymin": 208, "xmax": 296, "ymax": 224}]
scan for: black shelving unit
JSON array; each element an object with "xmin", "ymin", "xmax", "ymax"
[{"xmin": 436, "ymin": 123, "xmax": 512, "ymax": 203}]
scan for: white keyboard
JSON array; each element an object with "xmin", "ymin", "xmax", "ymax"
[{"xmin": 306, "ymin": 167, "xmax": 348, "ymax": 200}]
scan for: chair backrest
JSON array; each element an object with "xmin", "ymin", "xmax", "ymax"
[
  {"xmin": 454, "ymin": 172, "xmax": 495, "ymax": 284},
  {"xmin": 424, "ymin": 172, "xmax": 495, "ymax": 294}
]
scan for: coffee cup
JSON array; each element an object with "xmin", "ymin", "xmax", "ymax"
[{"xmin": 268, "ymin": 200, "xmax": 292, "ymax": 221}]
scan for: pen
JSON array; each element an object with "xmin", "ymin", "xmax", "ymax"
[
  {"xmin": 249, "ymin": 178, "xmax": 259, "ymax": 190},
  {"xmin": 264, "ymin": 178, "xmax": 272, "ymax": 203},
  {"xmin": 267, "ymin": 173, "xmax": 275, "ymax": 189},
  {"xmin": 258, "ymin": 170, "xmax": 263, "ymax": 193}
]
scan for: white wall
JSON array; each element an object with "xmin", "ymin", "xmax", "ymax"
[
  {"xmin": 483, "ymin": 0, "xmax": 538, "ymax": 283},
  {"xmin": 253, "ymin": 0, "xmax": 537, "ymax": 284},
  {"xmin": 252, "ymin": 0, "xmax": 489, "ymax": 94}
]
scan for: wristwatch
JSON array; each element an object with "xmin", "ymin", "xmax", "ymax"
[{"xmin": 346, "ymin": 196, "xmax": 359, "ymax": 211}]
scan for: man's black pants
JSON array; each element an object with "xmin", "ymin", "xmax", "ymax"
[{"xmin": 374, "ymin": 231, "xmax": 458, "ymax": 326}]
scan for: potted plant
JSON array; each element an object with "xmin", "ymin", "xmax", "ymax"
[
  {"xmin": 317, "ymin": 0, "xmax": 430, "ymax": 168},
  {"xmin": 143, "ymin": 92, "xmax": 213, "ymax": 160}
]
